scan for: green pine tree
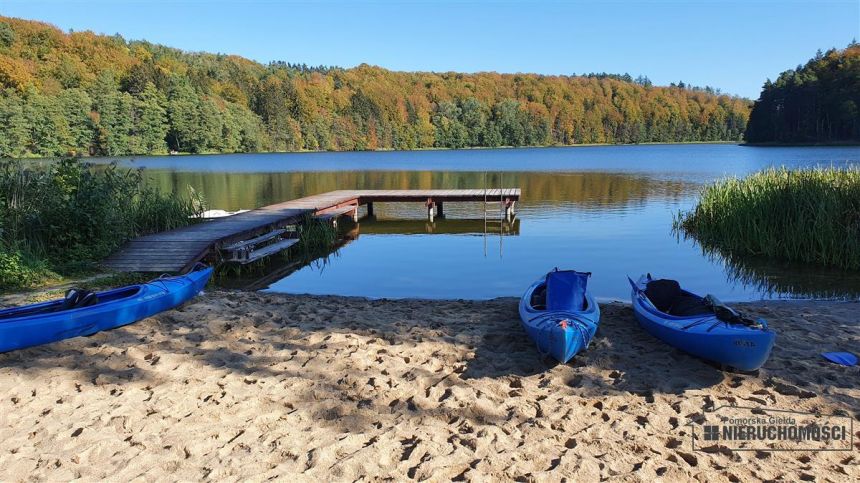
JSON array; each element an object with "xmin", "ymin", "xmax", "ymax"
[
  {"xmin": 134, "ymin": 83, "xmax": 168, "ymax": 154},
  {"xmin": 0, "ymin": 90, "xmax": 29, "ymax": 157}
]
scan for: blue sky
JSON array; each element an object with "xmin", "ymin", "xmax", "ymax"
[{"xmin": 2, "ymin": 0, "xmax": 858, "ymax": 98}]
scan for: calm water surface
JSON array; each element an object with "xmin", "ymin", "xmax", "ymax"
[{"xmin": 104, "ymin": 144, "xmax": 860, "ymax": 301}]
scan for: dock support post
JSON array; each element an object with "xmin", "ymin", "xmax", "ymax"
[
  {"xmin": 436, "ymin": 201, "xmax": 444, "ymax": 219},
  {"xmin": 366, "ymin": 202, "xmax": 374, "ymax": 217}
]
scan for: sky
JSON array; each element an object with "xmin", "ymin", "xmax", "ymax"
[{"xmin": 1, "ymin": 0, "xmax": 858, "ymax": 99}]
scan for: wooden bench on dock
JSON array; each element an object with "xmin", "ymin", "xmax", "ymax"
[{"xmin": 222, "ymin": 228, "xmax": 302, "ymax": 264}]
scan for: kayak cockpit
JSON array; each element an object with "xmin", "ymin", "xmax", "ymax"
[
  {"xmin": 528, "ymin": 283, "xmax": 592, "ymax": 313},
  {"xmin": 529, "ymin": 283, "xmax": 547, "ymax": 310},
  {"xmin": 0, "ymin": 285, "xmax": 143, "ymax": 321},
  {"xmin": 634, "ymin": 275, "xmax": 767, "ymax": 331},
  {"xmin": 643, "ymin": 279, "xmax": 712, "ymax": 317}
]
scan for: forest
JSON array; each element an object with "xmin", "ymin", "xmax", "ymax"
[
  {"xmin": 745, "ymin": 43, "xmax": 860, "ymax": 144},
  {"xmin": 0, "ymin": 16, "xmax": 751, "ymax": 158}
]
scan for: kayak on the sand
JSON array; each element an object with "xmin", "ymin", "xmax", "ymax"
[
  {"xmin": 0, "ymin": 265, "xmax": 212, "ymax": 352},
  {"xmin": 629, "ymin": 274, "xmax": 775, "ymax": 371},
  {"xmin": 519, "ymin": 269, "xmax": 600, "ymax": 363}
]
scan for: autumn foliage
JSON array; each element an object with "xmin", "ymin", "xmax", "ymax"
[{"xmin": 0, "ymin": 16, "xmax": 751, "ymax": 157}]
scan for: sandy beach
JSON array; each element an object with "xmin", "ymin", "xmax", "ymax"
[{"xmin": 0, "ymin": 292, "xmax": 857, "ymax": 481}]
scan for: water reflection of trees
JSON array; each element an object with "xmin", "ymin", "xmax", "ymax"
[
  {"xmin": 143, "ymin": 170, "xmax": 695, "ymax": 211},
  {"xmin": 698, "ymin": 243, "xmax": 860, "ymax": 300}
]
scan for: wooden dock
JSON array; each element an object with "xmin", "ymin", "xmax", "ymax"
[{"xmin": 103, "ymin": 189, "xmax": 520, "ymax": 273}]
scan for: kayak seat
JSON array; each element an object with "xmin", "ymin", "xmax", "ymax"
[
  {"xmin": 61, "ymin": 288, "xmax": 99, "ymax": 311},
  {"xmin": 669, "ymin": 296, "xmax": 711, "ymax": 316},
  {"xmin": 645, "ymin": 279, "xmax": 710, "ymax": 316},
  {"xmin": 530, "ymin": 285, "xmax": 547, "ymax": 310},
  {"xmin": 644, "ymin": 279, "xmax": 680, "ymax": 312},
  {"xmin": 77, "ymin": 292, "xmax": 99, "ymax": 308}
]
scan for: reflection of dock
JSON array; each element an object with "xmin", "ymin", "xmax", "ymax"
[
  {"xmin": 358, "ymin": 217, "xmax": 519, "ymax": 235},
  {"xmin": 103, "ymin": 189, "xmax": 520, "ymax": 272},
  {"xmin": 221, "ymin": 214, "xmax": 521, "ymax": 291}
]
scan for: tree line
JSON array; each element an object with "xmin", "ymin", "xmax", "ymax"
[
  {"xmin": 0, "ymin": 16, "xmax": 751, "ymax": 158},
  {"xmin": 745, "ymin": 43, "xmax": 860, "ymax": 144}
]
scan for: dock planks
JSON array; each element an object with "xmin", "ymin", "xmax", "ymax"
[{"xmin": 102, "ymin": 189, "xmax": 520, "ymax": 273}]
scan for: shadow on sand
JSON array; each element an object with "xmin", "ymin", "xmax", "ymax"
[{"xmin": 1, "ymin": 293, "xmax": 858, "ymax": 436}]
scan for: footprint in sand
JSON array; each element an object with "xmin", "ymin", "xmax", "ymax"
[{"xmin": 766, "ymin": 378, "xmax": 817, "ymax": 398}]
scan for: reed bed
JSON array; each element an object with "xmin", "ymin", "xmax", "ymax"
[
  {"xmin": 0, "ymin": 158, "xmax": 205, "ymax": 289},
  {"xmin": 675, "ymin": 167, "xmax": 860, "ymax": 270}
]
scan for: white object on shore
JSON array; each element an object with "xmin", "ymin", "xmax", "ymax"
[{"xmin": 199, "ymin": 209, "xmax": 250, "ymax": 219}]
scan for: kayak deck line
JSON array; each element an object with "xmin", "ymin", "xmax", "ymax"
[{"xmin": 103, "ymin": 189, "xmax": 521, "ymax": 273}]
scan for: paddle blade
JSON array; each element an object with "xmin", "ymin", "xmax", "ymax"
[{"xmin": 821, "ymin": 352, "xmax": 858, "ymax": 366}]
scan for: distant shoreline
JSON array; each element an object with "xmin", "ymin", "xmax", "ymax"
[
  {"xmin": 11, "ymin": 140, "xmax": 860, "ymax": 164},
  {"xmin": 6, "ymin": 141, "xmax": 745, "ymax": 162},
  {"xmin": 742, "ymin": 141, "xmax": 860, "ymax": 147}
]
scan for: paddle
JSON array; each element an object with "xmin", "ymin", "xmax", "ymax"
[{"xmin": 821, "ymin": 352, "xmax": 858, "ymax": 366}]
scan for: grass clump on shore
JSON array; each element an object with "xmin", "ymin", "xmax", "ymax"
[
  {"xmin": 296, "ymin": 213, "xmax": 339, "ymax": 257},
  {"xmin": 0, "ymin": 158, "xmax": 205, "ymax": 290},
  {"xmin": 675, "ymin": 167, "xmax": 860, "ymax": 270}
]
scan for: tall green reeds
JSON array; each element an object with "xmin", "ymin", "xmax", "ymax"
[
  {"xmin": 296, "ymin": 213, "xmax": 339, "ymax": 257},
  {"xmin": 675, "ymin": 167, "xmax": 860, "ymax": 270},
  {"xmin": 0, "ymin": 158, "xmax": 205, "ymax": 289}
]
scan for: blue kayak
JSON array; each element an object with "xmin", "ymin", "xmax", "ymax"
[
  {"xmin": 629, "ymin": 274, "xmax": 775, "ymax": 371},
  {"xmin": 519, "ymin": 269, "xmax": 600, "ymax": 363},
  {"xmin": 0, "ymin": 266, "xmax": 213, "ymax": 352}
]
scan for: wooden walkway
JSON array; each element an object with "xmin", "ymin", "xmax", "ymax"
[{"xmin": 103, "ymin": 189, "xmax": 520, "ymax": 273}]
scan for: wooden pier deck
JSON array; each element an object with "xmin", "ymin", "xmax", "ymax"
[{"xmin": 103, "ymin": 189, "xmax": 520, "ymax": 273}]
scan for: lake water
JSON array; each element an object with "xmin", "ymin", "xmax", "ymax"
[{"xmin": 104, "ymin": 144, "xmax": 860, "ymax": 301}]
